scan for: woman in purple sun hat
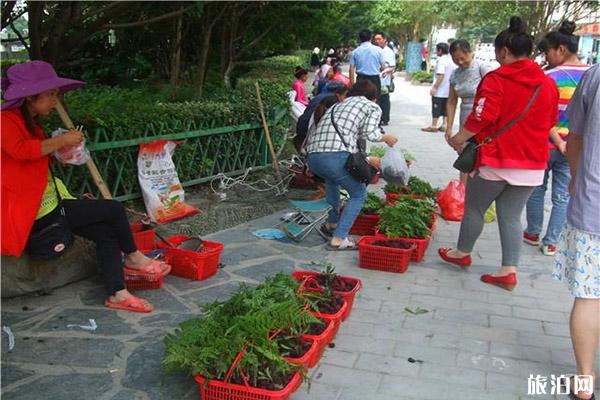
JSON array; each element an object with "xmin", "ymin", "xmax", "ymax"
[{"xmin": 1, "ymin": 60, "xmax": 170, "ymax": 313}]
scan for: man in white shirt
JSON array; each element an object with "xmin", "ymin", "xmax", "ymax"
[
  {"xmin": 374, "ymin": 31, "xmax": 396, "ymax": 126},
  {"xmin": 422, "ymin": 42, "xmax": 457, "ymax": 132}
]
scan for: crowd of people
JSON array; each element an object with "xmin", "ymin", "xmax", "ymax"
[{"xmin": 291, "ymin": 17, "xmax": 598, "ymax": 400}]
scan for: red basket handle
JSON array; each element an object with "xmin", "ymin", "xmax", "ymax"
[
  {"xmin": 304, "ymin": 276, "xmax": 323, "ymax": 292},
  {"xmin": 296, "ymin": 275, "xmax": 323, "ymax": 295},
  {"xmin": 224, "ymin": 342, "xmax": 251, "ymax": 386}
]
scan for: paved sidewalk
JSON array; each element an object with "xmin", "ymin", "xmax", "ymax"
[{"xmin": 1, "ymin": 76, "xmax": 584, "ymax": 400}]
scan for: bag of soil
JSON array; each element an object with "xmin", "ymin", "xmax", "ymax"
[{"xmin": 137, "ymin": 140, "xmax": 199, "ymax": 224}]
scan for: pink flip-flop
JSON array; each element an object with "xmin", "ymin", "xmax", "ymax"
[{"xmin": 105, "ymin": 295, "xmax": 153, "ymax": 313}]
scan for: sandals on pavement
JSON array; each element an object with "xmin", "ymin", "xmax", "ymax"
[
  {"xmin": 105, "ymin": 296, "xmax": 154, "ymax": 313},
  {"xmin": 124, "ymin": 259, "xmax": 171, "ymax": 277},
  {"xmin": 420, "ymin": 126, "xmax": 438, "ymax": 132},
  {"xmin": 326, "ymin": 238, "xmax": 357, "ymax": 251}
]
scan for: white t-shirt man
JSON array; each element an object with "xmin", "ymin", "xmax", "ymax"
[
  {"xmin": 434, "ymin": 54, "xmax": 457, "ymax": 98},
  {"xmin": 381, "ymin": 46, "xmax": 396, "ymax": 86}
]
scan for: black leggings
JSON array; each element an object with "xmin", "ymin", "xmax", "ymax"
[{"xmin": 31, "ymin": 200, "xmax": 137, "ymax": 295}]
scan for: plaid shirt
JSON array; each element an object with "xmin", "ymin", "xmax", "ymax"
[{"xmin": 305, "ymin": 96, "xmax": 383, "ymax": 154}]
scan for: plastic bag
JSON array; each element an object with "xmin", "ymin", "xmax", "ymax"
[
  {"xmin": 437, "ymin": 180, "xmax": 465, "ymax": 221},
  {"xmin": 52, "ymin": 128, "xmax": 91, "ymax": 165},
  {"xmin": 380, "ymin": 146, "xmax": 410, "ymax": 185},
  {"xmin": 484, "ymin": 202, "xmax": 497, "ymax": 223},
  {"xmin": 137, "ymin": 140, "xmax": 199, "ymax": 224}
]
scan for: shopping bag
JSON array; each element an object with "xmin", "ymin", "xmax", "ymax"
[
  {"xmin": 484, "ymin": 202, "xmax": 497, "ymax": 223},
  {"xmin": 437, "ymin": 180, "xmax": 465, "ymax": 221},
  {"xmin": 380, "ymin": 146, "xmax": 410, "ymax": 185},
  {"xmin": 52, "ymin": 128, "xmax": 91, "ymax": 166}
]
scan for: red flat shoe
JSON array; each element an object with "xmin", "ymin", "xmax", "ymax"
[
  {"xmin": 438, "ymin": 248, "xmax": 472, "ymax": 268},
  {"xmin": 480, "ymin": 273, "xmax": 517, "ymax": 291}
]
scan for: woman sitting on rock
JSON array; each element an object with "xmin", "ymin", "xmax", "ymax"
[{"xmin": 1, "ymin": 61, "xmax": 170, "ymax": 313}]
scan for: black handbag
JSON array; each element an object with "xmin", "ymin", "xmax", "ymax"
[
  {"xmin": 453, "ymin": 85, "xmax": 542, "ymax": 173},
  {"xmin": 25, "ymin": 169, "xmax": 74, "ymax": 260},
  {"xmin": 330, "ymin": 104, "xmax": 378, "ymax": 184}
]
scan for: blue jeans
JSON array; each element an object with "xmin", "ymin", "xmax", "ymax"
[
  {"xmin": 525, "ymin": 150, "xmax": 571, "ymax": 245},
  {"xmin": 307, "ymin": 152, "xmax": 367, "ymax": 239}
]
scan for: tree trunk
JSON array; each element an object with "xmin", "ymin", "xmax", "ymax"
[
  {"xmin": 412, "ymin": 21, "xmax": 420, "ymax": 43},
  {"xmin": 196, "ymin": 27, "xmax": 212, "ymax": 97},
  {"xmin": 27, "ymin": 2, "xmax": 44, "ymax": 60},
  {"xmin": 170, "ymin": 11, "xmax": 183, "ymax": 86},
  {"xmin": 221, "ymin": 17, "xmax": 236, "ymax": 89}
]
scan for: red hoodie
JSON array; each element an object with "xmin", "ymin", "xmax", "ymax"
[{"xmin": 464, "ymin": 59, "xmax": 559, "ymax": 170}]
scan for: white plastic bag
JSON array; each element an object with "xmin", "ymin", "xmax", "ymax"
[
  {"xmin": 137, "ymin": 140, "xmax": 199, "ymax": 224},
  {"xmin": 52, "ymin": 128, "xmax": 91, "ymax": 165},
  {"xmin": 380, "ymin": 146, "xmax": 410, "ymax": 185}
]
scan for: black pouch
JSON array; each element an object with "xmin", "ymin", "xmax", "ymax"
[
  {"xmin": 25, "ymin": 169, "xmax": 74, "ymax": 260},
  {"xmin": 330, "ymin": 105, "xmax": 377, "ymax": 184},
  {"xmin": 25, "ymin": 211, "xmax": 74, "ymax": 260}
]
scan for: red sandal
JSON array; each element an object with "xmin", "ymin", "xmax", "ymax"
[
  {"xmin": 124, "ymin": 259, "xmax": 171, "ymax": 277},
  {"xmin": 480, "ymin": 273, "xmax": 517, "ymax": 291},
  {"xmin": 105, "ymin": 295, "xmax": 154, "ymax": 313},
  {"xmin": 438, "ymin": 248, "xmax": 472, "ymax": 268}
]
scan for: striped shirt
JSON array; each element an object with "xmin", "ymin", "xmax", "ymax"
[{"xmin": 545, "ymin": 64, "xmax": 589, "ymax": 145}]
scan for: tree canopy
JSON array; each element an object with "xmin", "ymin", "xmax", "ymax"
[{"xmin": 2, "ymin": 1, "xmax": 597, "ymax": 92}]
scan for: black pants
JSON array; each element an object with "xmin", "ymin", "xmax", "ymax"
[
  {"xmin": 31, "ymin": 199, "xmax": 136, "ymax": 295},
  {"xmin": 356, "ymin": 74, "xmax": 381, "ymax": 99},
  {"xmin": 379, "ymin": 92, "xmax": 391, "ymax": 123}
]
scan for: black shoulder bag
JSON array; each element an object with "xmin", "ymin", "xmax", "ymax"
[
  {"xmin": 330, "ymin": 104, "xmax": 378, "ymax": 184},
  {"xmin": 25, "ymin": 169, "xmax": 74, "ymax": 260},
  {"xmin": 453, "ymin": 85, "xmax": 542, "ymax": 173}
]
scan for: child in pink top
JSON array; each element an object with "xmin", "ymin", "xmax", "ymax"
[{"xmin": 292, "ymin": 67, "xmax": 309, "ymax": 106}]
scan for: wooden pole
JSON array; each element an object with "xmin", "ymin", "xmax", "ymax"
[
  {"xmin": 55, "ymin": 101, "xmax": 113, "ymax": 199},
  {"xmin": 254, "ymin": 82, "xmax": 281, "ymax": 179}
]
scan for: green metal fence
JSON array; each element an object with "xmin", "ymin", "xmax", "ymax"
[{"xmin": 56, "ymin": 108, "xmax": 288, "ymax": 201}]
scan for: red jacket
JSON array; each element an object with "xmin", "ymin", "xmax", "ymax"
[
  {"xmin": 464, "ymin": 59, "xmax": 559, "ymax": 170},
  {"xmin": 1, "ymin": 109, "xmax": 49, "ymax": 256}
]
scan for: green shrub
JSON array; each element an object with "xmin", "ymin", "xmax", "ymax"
[{"xmin": 411, "ymin": 71, "xmax": 433, "ymax": 83}]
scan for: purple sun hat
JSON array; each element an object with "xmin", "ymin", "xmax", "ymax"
[{"xmin": 1, "ymin": 60, "xmax": 85, "ymax": 111}]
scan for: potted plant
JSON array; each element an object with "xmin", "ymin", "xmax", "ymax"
[
  {"xmin": 348, "ymin": 192, "xmax": 384, "ymax": 236},
  {"xmin": 406, "ymin": 176, "xmax": 438, "ymax": 201},
  {"xmin": 292, "ymin": 263, "xmax": 362, "ymax": 320},
  {"xmin": 164, "ymin": 274, "xmax": 323, "ymax": 399},
  {"xmin": 376, "ymin": 197, "xmax": 436, "ymax": 262}
]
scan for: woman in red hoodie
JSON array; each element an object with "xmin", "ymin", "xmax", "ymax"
[
  {"xmin": 438, "ymin": 17, "xmax": 559, "ymax": 291},
  {"xmin": 1, "ymin": 61, "xmax": 170, "ymax": 312}
]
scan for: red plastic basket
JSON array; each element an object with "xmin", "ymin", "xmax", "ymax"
[
  {"xmin": 374, "ymin": 232, "xmax": 430, "ymax": 262},
  {"xmin": 284, "ymin": 337, "xmax": 318, "ymax": 370},
  {"xmin": 195, "ymin": 372, "xmax": 302, "ymax": 400},
  {"xmin": 124, "ymin": 270, "xmax": 163, "ymax": 291},
  {"xmin": 303, "ymin": 317, "xmax": 336, "ymax": 366},
  {"xmin": 291, "ymin": 271, "xmax": 361, "ymax": 321},
  {"xmin": 157, "ymin": 235, "xmax": 223, "ymax": 281},
  {"xmin": 130, "ymin": 222, "xmax": 156, "ymax": 251},
  {"xmin": 349, "ymin": 213, "xmax": 380, "ymax": 236},
  {"xmin": 357, "ymin": 236, "xmax": 416, "ymax": 273},
  {"xmin": 310, "ymin": 298, "xmax": 348, "ymax": 332}
]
